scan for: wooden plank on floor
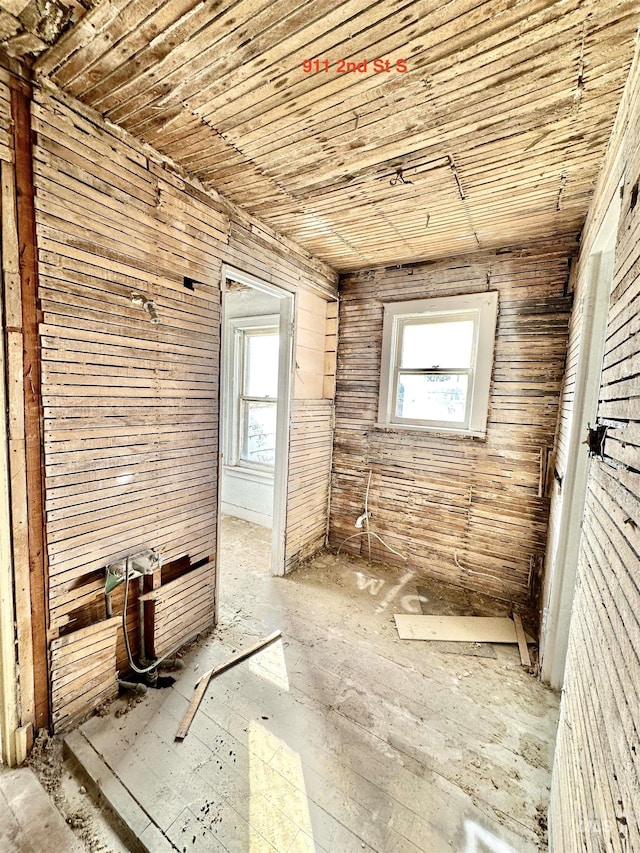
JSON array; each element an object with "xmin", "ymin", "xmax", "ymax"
[
  {"xmin": 175, "ymin": 630, "xmax": 282, "ymax": 741},
  {"xmin": 394, "ymin": 614, "xmax": 534, "ymax": 643},
  {"xmin": 513, "ymin": 613, "xmax": 532, "ymax": 666}
]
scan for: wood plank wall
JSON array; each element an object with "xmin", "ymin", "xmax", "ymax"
[
  {"xmin": 0, "ymin": 66, "xmax": 46, "ymax": 744},
  {"xmin": 285, "ymin": 294, "xmax": 337, "ymax": 571},
  {"xmin": 33, "ymin": 86, "xmax": 223, "ymax": 644},
  {"xmin": 140, "ymin": 561, "xmax": 215, "ymax": 659},
  {"xmin": 548, "ymin": 43, "xmax": 640, "ymax": 851},
  {"xmin": 330, "ymin": 249, "xmax": 573, "ymax": 605},
  {"xmin": 0, "ymin": 65, "xmax": 23, "ymax": 763},
  {"xmin": 285, "ymin": 398, "xmax": 334, "ymax": 571},
  {"xmin": 50, "ymin": 617, "xmax": 120, "ymax": 732},
  {"xmin": 29, "ymin": 82, "xmax": 337, "ymax": 724}
]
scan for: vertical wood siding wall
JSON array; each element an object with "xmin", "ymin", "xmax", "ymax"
[
  {"xmin": 31, "ymin": 85, "xmax": 336, "ymax": 726},
  {"xmin": 331, "ymin": 250, "xmax": 572, "ymax": 605},
  {"xmin": 548, "ymin": 46, "xmax": 640, "ymax": 851}
]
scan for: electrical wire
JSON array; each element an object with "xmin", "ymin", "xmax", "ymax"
[
  {"xmin": 364, "ymin": 470, "xmax": 372, "ymax": 563},
  {"xmin": 337, "ymin": 470, "xmax": 407, "ymax": 562},
  {"xmin": 337, "ymin": 530, "xmax": 407, "ymax": 560}
]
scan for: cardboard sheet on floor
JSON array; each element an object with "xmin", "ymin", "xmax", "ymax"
[{"xmin": 394, "ymin": 615, "xmax": 534, "ymax": 643}]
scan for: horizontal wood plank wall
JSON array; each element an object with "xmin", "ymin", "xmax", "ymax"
[
  {"xmin": 285, "ymin": 399, "xmax": 334, "ymax": 571},
  {"xmin": 330, "ymin": 248, "xmax": 573, "ymax": 604},
  {"xmin": 31, "ymin": 84, "xmax": 337, "ymax": 722},
  {"xmin": 284, "ymin": 291, "xmax": 337, "ymax": 571},
  {"xmin": 548, "ymin": 45, "xmax": 640, "ymax": 851},
  {"xmin": 33, "ymin": 87, "xmax": 222, "ymax": 655},
  {"xmin": 140, "ymin": 562, "xmax": 215, "ymax": 658},
  {"xmin": 50, "ymin": 617, "xmax": 119, "ymax": 733}
]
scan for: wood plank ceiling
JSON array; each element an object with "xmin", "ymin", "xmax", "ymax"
[{"xmin": 2, "ymin": 0, "xmax": 639, "ymax": 271}]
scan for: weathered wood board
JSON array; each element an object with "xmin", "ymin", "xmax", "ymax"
[
  {"xmin": 394, "ymin": 615, "xmax": 534, "ymax": 643},
  {"xmin": 330, "ymin": 246, "xmax": 573, "ymax": 604},
  {"xmin": 50, "ymin": 617, "xmax": 120, "ymax": 732},
  {"xmin": 547, "ymin": 42, "xmax": 640, "ymax": 853},
  {"xmin": 141, "ymin": 562, "xmax": 215, "ymax": 658}
]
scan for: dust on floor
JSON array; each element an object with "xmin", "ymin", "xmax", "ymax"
[
  {"xmin": 28, "ymin": 728, "xmax": 131, "ymax": 853},
  {"xmin": 65, "ymin": 515, "xmax": 559, "ymax": 853}
]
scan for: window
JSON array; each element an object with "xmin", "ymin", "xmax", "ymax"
[
  {"xmin": 229, "ymin": 319, "xmax": 279, "ymax": 469},
  {"xmin": 378, "ymin": 292, "xmax": 498, "ymax": 436}
]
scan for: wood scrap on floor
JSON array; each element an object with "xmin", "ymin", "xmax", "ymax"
[
  {"xmin": 174, "ymin": 630, "xmax": 282, "ymax": 741},
  {"xmin": 394, "ymin": 615, "xmax": 534, "ymax": 644},
  {"xmin": 513, "ymin": 613, "xmax": 533, "ymax": 667}
]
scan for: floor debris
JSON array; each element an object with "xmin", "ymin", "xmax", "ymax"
[
  {"xmin": 394, "ymin": 614, "xmax": 535, "ymax": 643},
  {"xmin": 175, "ymin": 630, "xmax": 283, "ymax": 741}
]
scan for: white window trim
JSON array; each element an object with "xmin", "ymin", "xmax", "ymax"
[
  {"xmin": 225, "ymin": 315, "xmax": 279, "ymax": 472},
  {"xmin": 377, "ymin": 291, "xmax": 498, "ymax": 437}
]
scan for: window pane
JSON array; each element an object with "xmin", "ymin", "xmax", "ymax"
[
  {"xmin": 245, "ymin": 333, "xmax": 279, "ymax": 397},
  {"xmin": 401, "ymin": 320, "xmax": 475, "ymax": 369},
  {"xmin": 242, "ymin": 401, "xmax": 277, "ymax": 464},
  {"xmin": 396, "ymin": 373, "xmax": 469, "ymax": 423}
]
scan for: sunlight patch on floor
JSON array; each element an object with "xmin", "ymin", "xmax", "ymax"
[
  {"xmin": 464, "ymin": 818, "xmax": 517, "ymax": 852},
  {"xmin": 248, "ymin": 639, "xmax": 289, "ymax": 692},
  {"xmin": 248, "ymin": 721, "xmax": 314, "ymax": 852}
]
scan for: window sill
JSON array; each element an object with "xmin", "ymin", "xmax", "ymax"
[
  {"xmin": 223, "ymin": 464, "xmax": 275, "ymax": 482},
  {"xmin": 371, "ymin": 423, "xmax": 487, "ymax": 441}
]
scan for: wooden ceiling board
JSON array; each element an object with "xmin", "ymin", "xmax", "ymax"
[
  {"xmin": 67, "ymin": 0, "xmax": 340, "ymax": 111},
  {"xmin": 232, "ymin": 26, "xmax": 613, "ymax": 170},
  {"xmin": 250, "ymin": 56, "xmax": 618, "ymax": 184},
  {"xmin": 124, "ymin": 0, "xmax": 389, "ymax": 119},
  {"xmin": 16, "ymin": 0, "xmax": 640, "ymax": 271},
  {"xmin": 188, "ymin": 0, "xmax": 583, "ymax": 142}
]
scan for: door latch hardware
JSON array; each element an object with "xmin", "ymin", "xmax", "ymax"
[{"xmin": 586, "ymin": 423, "xmax": 608, "ymax": 458}]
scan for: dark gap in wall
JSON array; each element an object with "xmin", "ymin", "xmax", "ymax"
[
  {"xmin": 630, "ymin": 180, "xmax": 638, "ymax": 211},
  {"xmin": 161, "ymin": 554, "xmax": 191, "ymax": 585},
  {"xmin": 58, "ymin": 597, "xmax": 107, "ymax": 637},
  {"xmin": 183, "ymin": 276, "xmax": 196, "ymax": 290}
]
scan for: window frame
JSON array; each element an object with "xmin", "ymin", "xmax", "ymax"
[
  {"xmin": 227, "ymin": 315, "xmax": 280, "ymax": 472},
  {"xmin": 377, "ymin": 291, "xmax": 498, "ymax": 437}
]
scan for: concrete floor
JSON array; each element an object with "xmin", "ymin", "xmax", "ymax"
[
  {"xmin": 74, "ymin": 516, "xmax": 559, "ymax": 852},
  {"xmin": 0, "ymin": 764, "xmax": 84, "ymax": 852}
]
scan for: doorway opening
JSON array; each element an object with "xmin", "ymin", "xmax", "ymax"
[{"xmin": 216, "ymin": 267, "xmax": 294, "ymax": 621}]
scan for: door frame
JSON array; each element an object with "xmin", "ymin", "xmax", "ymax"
[
  {"xmin": 215, "ymin": 266, "xmax": 294, "ymax": 621},
  {"xmin": 540, "ymin": 183, "xmax": 622, "ymax": 688},
  {"xmin": 0, "ymin": 332, "xmax": 19, "ymax": 765}
]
